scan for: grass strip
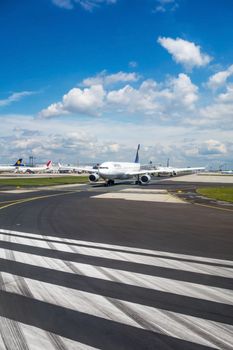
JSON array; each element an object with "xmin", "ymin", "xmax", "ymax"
[
  {"xmin": 0, "ymin": 176, "xmax": 88, "ymax": 187},
  {"xmin": 197, "ymin": 187, "xmax": 233, "ymax": 203}
]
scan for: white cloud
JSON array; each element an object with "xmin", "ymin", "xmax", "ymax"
[
  {"xmin": 217, "ymin": 84, "xmax": 233, "ymax": 103},
  {"xmin": 169, "ymin": 73, "xmax": 198, "ymax": 109},
  {"xmin": 39, "ymin": 72, "xmax": 199, "ymax": 119},
  {"xmin": 198, "ymin": 140, "xmax": 227, "ymax": 155},
  {"xmin": 195, "ymin": 84, "xmax": 233, "ymax": 128},
  {"xmin": 52, "ymin": 0, "xmax": 117, "ymax": 11},
  {"xmin": 158, "ymin": 37, "xmax": 212, "ymax": 69},
  {"xmin": 82, "ymin": 71, "xmax": 139, "ymax": 87},
  {"xmin": 0, "ymin": 91, "xmax": 35, "ymax": 107},
  {"xmin": 106, "ymin": 74, "xmax": 198, "ymax": 115},
  {"xmin": 39, "ymin": 84, "xmax": 106, "ymax": 118},
  {"xmin": 1, "ymin": 113, "xmax": 232, "ymax": 168},
  {"xmin": 107, "ymin": 80, "xmax": 160, "ymax": 115},
  {"xmin": 206, "ymin": 65, "xmax": 233, "ymax": 90}
]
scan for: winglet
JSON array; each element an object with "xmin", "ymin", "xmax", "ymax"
[{"xmin": 134, "ymin": 144, "xmax": 140, "ymax": 163}]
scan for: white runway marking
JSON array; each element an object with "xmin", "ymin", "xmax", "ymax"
[
  {"xmin": 0, "ymin": 229, "xmax": 232, "ymax": 349},
  {"xmin": 0, "ymin": 230, "xmax": 232, "ymax": 278},
  {"xmin": 0, "ymin": 316, "xmax": 98, "ymax": 350},
  {"xmin": 91, "ymin": 189, "xmax": 185, "ymax": 203},
  {"xmin": 1, "ymin": 272, "xmax": 233, "ymax": 349},
  {"xmin": 1, "ymin": 228, "xmax": 232, "ymax": 267}
]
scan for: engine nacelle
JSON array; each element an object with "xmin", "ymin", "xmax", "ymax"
[
  {"xmin": 140, "ymin": 174, "xmax": 151, "ymax": 184},
  {"xmin": 89, "ymin": 173, "xmax": 100, "ymax": 182},
  {"xmin": 171, "ymin": 171, "xmax": 177, "ymax": 176}
]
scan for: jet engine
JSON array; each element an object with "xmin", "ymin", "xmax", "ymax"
[
  {"xmin": 89, "ymin": 173, "xmax": 100, "ymax": 182},
  {"xmin": 140, "ymin": 174, "xmax": 151, "ymax": 184},
  {"xmin": 171, "ymin": 171, "xmax": 177, "ymax": 176}
]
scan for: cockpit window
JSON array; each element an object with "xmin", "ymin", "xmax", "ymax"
[{"xmin": 99, "ymin": 166, "xmax": 109, "ymax": 169}]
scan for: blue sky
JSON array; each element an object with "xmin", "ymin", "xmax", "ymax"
[{"xmin": 0, "ymin": 0, "xmax": 233, "ymax": 168}]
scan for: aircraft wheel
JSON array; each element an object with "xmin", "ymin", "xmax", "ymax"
[{"xmin": 107, "ymin": 180, "xmax": 115, "ymax": 186}]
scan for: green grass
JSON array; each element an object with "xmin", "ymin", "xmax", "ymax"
[
  {"xmin": 0, "ymin": 176, "xmax": 88, "ymax": 187},
  {"xmin": 197, "ymin": 187, "xmax": 233, "ymax": 203}
]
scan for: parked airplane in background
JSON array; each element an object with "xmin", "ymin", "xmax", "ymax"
[
  {"xmin": 0, "ymin": 158, "xmax": 24, "ymax": 173},
  {"xmin": 58, "ymin": 163, "xmax": 93, "ymax": 174},
  {"xmin": 221, "ymin": 170, "xmax": 233, "ymax": 174},
  {"xmin": 17, "ymin": 160, "xmax": 52, "ymax": 174},
  {"xmin": 85, "ymin": 145, "xmax": 204, "ymax": 186}
]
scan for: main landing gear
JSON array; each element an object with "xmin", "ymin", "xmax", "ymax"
[
  {"xmin": 105, "ymin": 179, "xmax": 115, "ymax": 186},
  {"xmin": 135, "ymin": 175, "xmax": 141, "ymax": 185}
]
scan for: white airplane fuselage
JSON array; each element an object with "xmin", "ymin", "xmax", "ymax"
[
  {"xmin": 97, "ymin": 162, "xmax": 140, "ymax": 180},
  {"xmin": 0, "ymin": 165, "xmax": 17, "ymax": 173}
]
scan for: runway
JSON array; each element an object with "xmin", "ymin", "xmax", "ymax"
[{"xmin": 0, "ymin": 182, "xmax": 232, "ymax": 349}]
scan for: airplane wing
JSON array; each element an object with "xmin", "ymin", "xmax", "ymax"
[
  {"xmin": 126, "ymin": 169, "xmax": 160, "ymax": 176},
  {"xmin": 171, "ymin": 167, "xmax": 205, "ymax": 172}
]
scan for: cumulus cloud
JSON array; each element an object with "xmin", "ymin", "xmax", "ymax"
[
  {"xmin": 1, "ymin": 112, "xmax": 232, "ymax": 168},
  {"xmin": 82, "ymin": 71, "xmax": 139, "ymax": 87},
  {"xmin": 196, "ymin": 84, "xmax": 233, "ymax": 128},
  {"xmin": 217, "ymin": 84, "xmax": 233, "ymax": 102},
  {"xmin": 199, "ymin": 102, "xmax": 233, "ymax": 127},
  {"xmin": 39, "ymin": 72, "xmax": 199, "ymax": 119},
  {"xmin": 169, "ymin": 73, "xmax": 198, "ymax": 109},
  {"xmin": 52, "ymin": 0, "xmax": 117, "ymax": 11},
  {"xmin": 158, "ymin": 37, "xmax": 212, "ymax": 69},
  {"xmin": 206, "ymin": 65, "xmax": 233, "ymax": 90},
  {"xmin": 107, "ymin": 74, "xmax": 198, "ymax": 115},
  {"xmin": 0, "ymin": 91, "xmax": 35, "ymax": 107},
  {"xmin": 198, "ymin": 140, "xmax": 227, "ymax": 155},
  {"xmin": 39, "ymin": 84, "xmax": 106, "ymax": 118},
  {"xmin": 107, "ymin": 80, "xmax": 160, "ymax": 115}
]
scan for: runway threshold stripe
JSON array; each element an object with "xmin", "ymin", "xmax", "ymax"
[
  {"xmin": 0, "ymin": 316, "xmax": 97, "ymax": 350},
  {"xmin": 0, "ymin": 247, "xmax": 232, "ymax": 306},
  {"xmin": 0, "ymin": 228, "xmax": 232, "ymax": 266},
  {"xmin": 1, "ymin": 272, "xmax": 233, "ymax": 350},
  {"xmin": 0, "ymin": 233, "xmax": 232, "ymax": 279}
]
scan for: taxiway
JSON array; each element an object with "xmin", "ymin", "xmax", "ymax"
[{"xmin": 0, "ymin": 177, "xmax": 232, "ymax": 349}]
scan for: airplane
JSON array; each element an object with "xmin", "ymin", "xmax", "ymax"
[
  {"xmin": 58, "ymin": 163, "xmax": 93, "ymax": 174},
  {"xmin": 221, "ymin": 170, "xmax": 233, "ymax": 174},
  {"xmin": 17, "ymin": 160, "xmax": 53, "ymax": 174},
  {"xmin": 85, "ymin": 145, "xmax": 205, "ymax": 186},
  {"xmin": 0, "ymin": 158, "xmax": 24, "ymax": 173}
]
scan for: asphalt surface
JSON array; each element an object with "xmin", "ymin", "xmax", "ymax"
[{"xmin": 0, "ymin": 179, "xmax": 232, "ymax": 349}]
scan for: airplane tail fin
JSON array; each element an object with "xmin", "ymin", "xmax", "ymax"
[
  {"xmin": 46, "ymin": 160, "xmax": 52, "ymax": 168},
  {"xmin": 14, "ymin": 158, "xmax": 24, "ymax": 166},
  {"xmin": 134, "ymin": 144, "xmax": 140, "ymax": 163}
]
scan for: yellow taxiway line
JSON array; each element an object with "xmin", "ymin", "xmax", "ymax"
[
  {"xmin": 195, "ymin": 202, "xmax": 233, "ymax": 213},
  {"xmin": 0, "ymin": 191, "xmax": 78, "ymax": 211}
]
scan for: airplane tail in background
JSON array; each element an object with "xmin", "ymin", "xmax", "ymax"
[
  {"xmin": 46, "ymin": 160, "xmax": 52, "ymax": 168},
  {"xmin": 14, "ymin": 159, "xmax": 24, "ymax": 166},
  {"xmin": 134, "ymin": 144, "xmax": 140, "ymax": 163}
]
